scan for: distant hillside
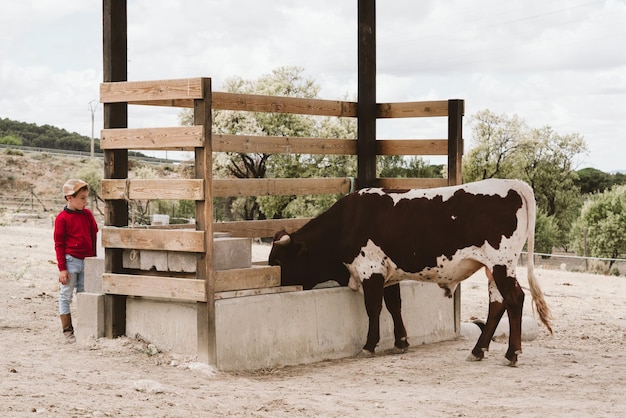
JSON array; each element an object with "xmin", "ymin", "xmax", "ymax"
[
  {"xmin": 0, "ymin": 149, "xmax": 188, "ymax": 215},
  {"xmin": 0, "ymin": 117, "xmax": 100, "ymax": 153}
]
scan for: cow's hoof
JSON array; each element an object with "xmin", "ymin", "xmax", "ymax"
[
  {"xmin": 503, "ymin": 359, "xmax": 518, "ymax": 367},
  {"xmin": 358, "ymin": 349, "xmax": 376, "ymax": 358},
  {"xmin": 468, "ymin": 347, "xmax": 486, "ymax": 362},
  {"xmin": 504, "ymin": 349, "xmax": 521, "ymax": 366},
  {"xmin": 389, "ymin": 337, "xmax": 409, "ymax": 354},
  {"xmin": 466, "ymin": 353, "xmax": 483, "ymax": 362},
  {"xmin": 387, "ymin": 346, "xmax": 408, "ymax": 355}
]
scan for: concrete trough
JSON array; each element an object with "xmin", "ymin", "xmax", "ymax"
[
  {"xmin": 80, "ymin": 238, "xmax": 458, "ymax": 371},
  {"xmin": 123, "ymin": 281, "xmax": 456, "ymax": 371}
]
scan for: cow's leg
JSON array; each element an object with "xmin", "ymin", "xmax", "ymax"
[
  {"xmin": 383, "ymin": 283, "xmax": 409, "ymax": 353},
  {"xmin": 469, "ymin": 266, "xmax": 506, "ymax": 362},
  {"xmin": 493, "ymin": 267, "xmax": 525, "ymax": 366},
  {"xmin": 469, "ymin": 265, "xmax": 524, "ymax": 365},
  {"xmin": 362, "ymin": 273, "xmax": 385, "ymax": 354}
]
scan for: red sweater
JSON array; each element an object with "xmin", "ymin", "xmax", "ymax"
[{"xmin": 54, "ymin": 207, "xmax": 98, "ymax": 271}]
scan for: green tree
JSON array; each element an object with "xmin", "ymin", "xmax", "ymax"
[
  {"xmin": 76, "ymin": 158, "xmax": 104, "ymax": 215},
  {"xmin": 534, "ymin": 209, "xmax": 559, "ymax": 255},
  {"xmin": 0, "ymin": 117, "xmax": 100, "ymax": 152},
  {"xmin": 181, "ymin": 67, "xmax": 447, "ymax": 220},
  {"xmin": 0, "ymin": 134, "xmax": 22, "ymax": 146},
  {"xmin": 379, "ymin": 155, "xmax": 443, "ymax": 178},
  {"xmin": 571, "ymin": 185, "xmax": 626, "ymax": 271},
  {"xmin": 462, "ymin": 110, "xmax": 527, "ymax": 181},
  {"xmin": 518, "ymin": 127, "xmax": 587, "ymax": 249},
  {"xmin": 181, "ymin": 66, "xmax": 358, "ymax": 221},
  {"xmin": 576, "ymin": 167, "xmax": 626, "ymax": 194},
  {"xmin": 463, "ymin": 109, "xmax": 588, "ymax": 251}
]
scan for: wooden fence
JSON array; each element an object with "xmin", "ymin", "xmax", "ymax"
[{"xmin": 98, "ymin": 77, "xmax": 464, "ymax": 363}]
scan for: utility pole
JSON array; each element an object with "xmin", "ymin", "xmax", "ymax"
[{"xmin": 88, "ymin": 100, "xmax": 98, "ymax": 158}]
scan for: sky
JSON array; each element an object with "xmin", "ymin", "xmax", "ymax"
[{"xmin": 1, "ymin": 0, "xmax": 625, "ymax": 172}]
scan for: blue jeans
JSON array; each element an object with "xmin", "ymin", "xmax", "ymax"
[{"xmin": 58, "ymin": 254, "xmax": 85, "ymax": 315}]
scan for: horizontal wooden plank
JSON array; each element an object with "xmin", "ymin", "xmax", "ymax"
[
  {"xmin": 377, "ymin": 139, "xmax": 448, "ymax": 156},
  {"xmin": 100, "ymin": 78, "xmax": 205, "ymax": 103},
  {"xmin": 214, "ymin": 265, "xmax": 281, "ymax": 292},
  {"xmin": 100, "ymin": 126, "xmax": 204, "ymax": 150},
  {"xmin": 102, "ymin": 227, "xmax": 205, "ymax": 252},
  {"xmin": 101, "ymin": 179, "xmax": 205, "ymax": 200},
  {"xmin": 375, "ymin": 177, "xmax": 449, "ymax": 190},
  {"xmin": 128, "ymin": 99, "xmax": 194, "ymax": 108},
  {"xmin": 214, "ymin": 134, "xmax": 356, "ymax": 155},
  {"xmin": 213, "ymin": 177, "xmax": 351, "ymax": 197},
  {"xmin": 377, "ymin": 101, "xmax": 449, "ymax": 118},
  {"xmin": 213, "ymin": 218, "xmax": 312, "ymax": 238},
  {"xmin": 212, "ymin": 92, "xmax": 357, "ymax": 117},
  {"xmin": 102, "ymin": 273, "xmax": 206, "ymax": 301},
  {"xmin": 215, "ymin": 285, "xmax": 303, "ymax": 300}
]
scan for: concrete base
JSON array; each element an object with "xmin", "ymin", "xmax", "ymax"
[
  {"xmin": 84, "ymin": 257, "xmax": 104, "ymax": 293},
  {"xmin": 125, "ymin": 298, "xmax": 198, "ymax": 354},
  {"xmin": 75, "ymin": 292, "xmax": 105, "ymax": 340},
  {"xmin": 125, "ymin": 281, "xmax": 456, "ymax": 370}
]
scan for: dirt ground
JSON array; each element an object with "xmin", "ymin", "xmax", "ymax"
[{"xmin": 1, "ymin": 214, "xmax": 625, "ymax": 417}]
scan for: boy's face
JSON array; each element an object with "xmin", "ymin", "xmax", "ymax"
[{"xmin": 66, "ymin": 189, "xmax": 89, "ymax": 211}]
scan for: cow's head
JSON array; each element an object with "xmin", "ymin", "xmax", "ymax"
[
  {"xmin": 269, "ymin": 229, "xmax": 349, "ymax": 289},
  {"xmin": 268, "ymin": 230, "xmax": 306, "ymax": 266},
  {"xmin": 269, "ymin": 229, "xmax": 316, "ymax": 287}
]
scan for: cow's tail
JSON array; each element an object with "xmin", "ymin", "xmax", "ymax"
[{"xmin": 522, "ymin": 181, "xmax": 553, "ymax": 334}]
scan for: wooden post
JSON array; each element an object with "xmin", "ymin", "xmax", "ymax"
[
  {"xmin": 195, "ymin": 78, "xmax": 216, "ymax": 365},
  {"xmin": 102, "ymin": 0, "xmax": 128, "ymax": 338},
  {"xmin": 447, "ymin": 99, "xmax": 464, "ymax": 186},
  {"xmin": 357, "ymin": 0, "xmax": 376, "ymax": 189},
  {"xmin": 447, "ymin": 98, "xmax": 464, "ymax": 334}
]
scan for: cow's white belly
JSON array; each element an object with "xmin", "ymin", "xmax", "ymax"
[{"xmin": 345, "ymin": 239, "xmax": 519, "ymax": 292}]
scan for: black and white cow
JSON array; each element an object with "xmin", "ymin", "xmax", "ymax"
[{"xmin": 269, "ymin": 178, "xmax": 552, "ymax": 365}]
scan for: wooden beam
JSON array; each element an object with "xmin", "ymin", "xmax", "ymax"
[
  {"xmin": 212, "ymin": 92, "xmax": 357, "ymax": 117},
  {"xmin": 103, "ymin": 266, "xmax": 283, "ymax": 301},
  {"xmin": 214, "ymin": 265, "xmax": 281, "ymax": 292},
  {"xmin": 127, "ymin": 99, "xmax": 194, "ymax": 108},
  {"xmin": 102, "ymin": 227, "xmax": 205, "ymax": 252},
  {"xmin": 102, "ymin": 0, "xmax": 128, "ymax": 339},
  {"xmin": 377, "ymin": 101, "xmax": 449, "ymax": 118},
  {"xmin": 214, "ymin": 134, "xmax": 357, "ymax": 155},
  {"xmin": 357, "ymin": 0, "xmax": 377, "ymax": 188},
  {"xmin": 376, "ymin": 177, "xmax": 449, "ymax": 190},
  {"xmin": 447, "ymin": 99, "xmax": 464, "ymax": 186},
  {"xmin": 100, "ymin": 78, "xmax": 204, "ymax": 103},
  {"xmin": 103, "ymin": 273, "xmax": 206, "ymax": 301},
  {"xmin": 213, "ymin": 218, "xmax": 312, "ymax": 238},
  {"xmin": 195, "ymin": 78, "xmax": 216, "ymax": 365},
  {"xmin": 377, "ymin": 139, "xmax": 448, "ymax": 156},
  {"xmin": 101, "ymin": 179, "xmax": 204, "ymax": 200},
  {"xmin": 213, "ymin": 177, "xmax": 351, "ymax": 197},
  {"xmin": 100, "ymin": 126, "xmax": 203, "ymax": 150}
]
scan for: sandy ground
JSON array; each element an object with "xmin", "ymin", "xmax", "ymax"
[{"xmin": 1, "ymin": 214, "xmax": 625, "ymax": 417}]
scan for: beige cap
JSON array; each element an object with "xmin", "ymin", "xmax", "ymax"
[{"xmin": 62, "ymin": 179, "xmax": 89, "ymax": 196}]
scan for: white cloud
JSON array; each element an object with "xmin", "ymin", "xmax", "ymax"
[{"xmin": 0, "ymin": 0, "xmax": 625, "ymax": 172}]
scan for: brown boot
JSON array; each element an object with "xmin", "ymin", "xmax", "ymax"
[{"xmin": 60, "ymin": 314, "xmax": 76, "ymax": 344}]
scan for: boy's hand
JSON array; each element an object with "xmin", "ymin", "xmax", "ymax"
[{"xmin": 58, "ymin": 270, "xmax": 70, "ymax": 285}]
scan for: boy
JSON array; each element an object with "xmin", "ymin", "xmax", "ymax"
[{"xmin": 54, "ymin": 179, "xmax": 98, "ymax": 343}]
